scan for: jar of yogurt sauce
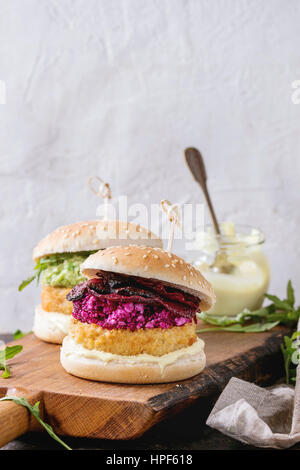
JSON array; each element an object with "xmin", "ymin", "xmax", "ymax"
[{"xmin": 193, "ymin": 222, "xmax": 270, "ymax": 316}]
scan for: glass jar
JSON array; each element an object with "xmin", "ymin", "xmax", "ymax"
[{"xmin": 193, "ymin": 222, "xmax": 270, "ymax": 316}]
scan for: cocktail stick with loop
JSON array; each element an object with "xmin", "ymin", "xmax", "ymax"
[
  {"xmin": 160, "ymin": 200, "xmax": 182, "ymax": 253},
  {"xmin": 88, "ymin": 176, "xmax": 112, "ymax": 220}
]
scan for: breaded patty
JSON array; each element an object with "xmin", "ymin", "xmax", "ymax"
[
  {"xmin": 41, "ymin": 284, "xmax": 72, "ymax": 315},
  {"xmin": 70, "ymin": 318, "xmax": 197, "ymax": 356}
]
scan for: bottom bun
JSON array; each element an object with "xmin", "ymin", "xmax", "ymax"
[
  {"xmin": 60, "ymin": 335, "xmax": 206, "ymax": 384},
  {"xmin": 33, "ymin": 305, "xmax": 71, "ymax": 344}
]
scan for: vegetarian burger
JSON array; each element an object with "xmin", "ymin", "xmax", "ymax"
[
  {"xmin": 20, "ymin": 221, "xmax": 162, "ymax": 344},
  {"xmin": 60, "ymin": 245, "xmax": 215, "ymax": 383}
]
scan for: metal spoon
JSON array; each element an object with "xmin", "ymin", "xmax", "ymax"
[{"xmin": 184, "ymin": 147, "xmax": 234, "ymax": 273}]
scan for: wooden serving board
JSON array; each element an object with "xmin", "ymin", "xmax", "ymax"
[{"xmin": 0, "ymin": 325, "xmax": 290, "ymax": 446}]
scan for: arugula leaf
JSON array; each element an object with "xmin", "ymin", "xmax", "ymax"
[
  {"xmin": 197, "ymin": 321, "xmax": 279, "ymax": 334},
  {"xmin": 287, "ymin": 280, "xmax": 295, "ymax": 308},
  {"xmin": 0, "ymin": 396, "xmax": 71, "ymax": 450},
  {"xmin": 280, "ymin": 331, "xmax": 300, "ymax": 384},
  {"xmin": 198, "ymin": 306, "xmax": 279, "ymax": 327},
  {"xmin": 13, "ymin": 329, "xmax": 32, "ymax": 340},
  {"xmin": 1, "ymin": 345, "xmax": 23, "ymax": 360},
  {"xmin": 264, "ymin": 294, "xmax": 292, "ymax": 311},
  {"xmin": 0, "ymin": 345, "xmax": 23, "ymax": 378},
  {"xmin": 197, "ymin": 312, "xmax": 239, "ymax": 327},
  {"xmin": 18, "ymin": 275, "xmax": 36, "ymax": 291},
  {"xmin": 1, "ymin": 365, "xmax": 10, "ymax": 379}
]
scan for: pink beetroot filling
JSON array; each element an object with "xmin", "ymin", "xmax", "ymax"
[{"xmin": 72, "ymin": 293, "xmax": 193, "ymax": 331}]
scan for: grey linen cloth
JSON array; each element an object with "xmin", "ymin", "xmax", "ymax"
[
  {"xmin": 207, "ymin": 319, "xmax": 300, "ymax": 449},
  {"xmin": 206, "ymin": 377, "xmax": 298, "ymax": 448}
]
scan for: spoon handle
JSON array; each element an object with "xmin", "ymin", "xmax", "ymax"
[{"xmin": 184, "ymin": 147, "xmax": 220, "ymax": 235}]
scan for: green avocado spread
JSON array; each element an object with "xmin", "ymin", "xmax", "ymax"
[
  {"xmin": 41, "ymin": 254, "xmax": 89, "ymax": 287},
  {"xmin": 18, "ymin": 251, "xmax": 97, "ymax": 291}
]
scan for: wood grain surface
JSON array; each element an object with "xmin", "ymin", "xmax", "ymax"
[{"xmin": 0, "ymin": 325, "xmax": 290, "ymax": 445}]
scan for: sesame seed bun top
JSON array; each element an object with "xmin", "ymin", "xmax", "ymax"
[
  {"xmin": 81, "ymin": 245, "xmax": 215, "ymax": 312},
  {"xmin": 33, "ymin": 220, "xmax": 163, "ymax": 261}
]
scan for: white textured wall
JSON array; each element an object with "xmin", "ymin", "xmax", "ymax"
[{"xmin": 1, "ymin": 0, "xmax": 300, "ymax": 332}]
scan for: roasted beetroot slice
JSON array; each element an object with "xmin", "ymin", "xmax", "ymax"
[
  {"xmin": 86, "ymin": 278, "xmax": 107, "ymax": 295},
  {"xmin": 68, "ymin": 271, "xmax": 200, "ymax": 318},
  {"xmin": 66, "ymin": 282, "xmax": 87, "ymax": 301}
]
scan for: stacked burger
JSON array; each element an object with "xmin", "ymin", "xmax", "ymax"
[
  {"xmin": 20, "ymin": 221, "xmax": 162, "ymax": 344},
  {"xmin": 61, "ymin": 245, "xmax": 215, "ymax": 383}
]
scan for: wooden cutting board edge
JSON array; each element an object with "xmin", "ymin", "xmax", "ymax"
[{"xmin": 146, "ymin": 328, "xmax": 289, "ymax": 419}]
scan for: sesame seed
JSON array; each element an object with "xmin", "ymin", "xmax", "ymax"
[
  {"xmin": 165, "ymin": 264, "xmax": 170, "ymax": 268},
  {"xmin": 113, "ymin": 258, "xmax": 118, "ymax": 265},
  {"xmin": 153, "ymin": 255, "xmax": 159, "ymax": 259},
  {"xmin": 144, "ymin": 265, "xmax": 148, "ymax": 271},
  {"xmin": 143, "ymin": 254, "xmax": 148, "ymax": 259},
  {"xmin": 183, "ymin": 275, "xmax": 187, "ymax": 281}
]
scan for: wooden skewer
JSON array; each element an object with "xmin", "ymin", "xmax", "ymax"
[
  {"xmin": 160, "ymin": 200, "xmax": 182, "ymax": 252},
  {"xmin": 88, "ymin": 176, "xmax": 112, "ymax": 220}
]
